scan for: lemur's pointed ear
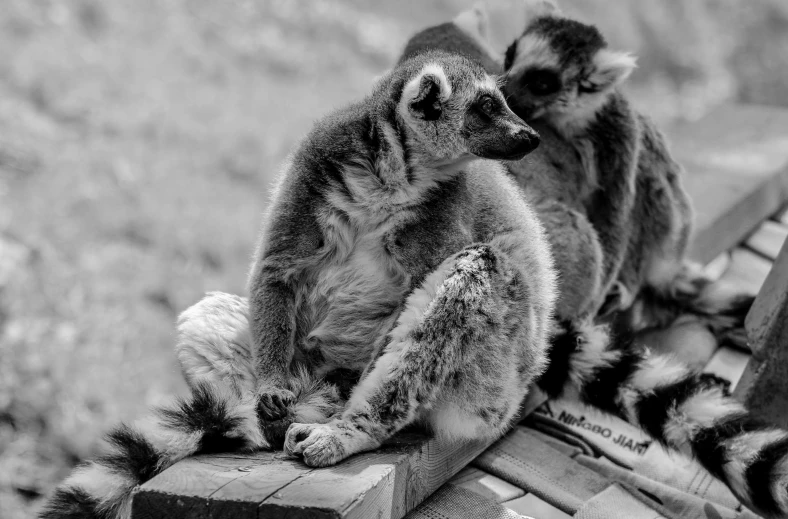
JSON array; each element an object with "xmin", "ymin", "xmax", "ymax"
[
  {"xmin": 523, "ymin": 0, "xmax": 561, "ymax": 22},
  {"xmin": 587, "ymin": 49, "xmax": 637, "ymax": 91},
  {"xmin": 403, "ymin": 65, "xmax": 452, "ymax": 121},
  {"xmin": 453, "ymin": 4, "xmax": 490, "ymax": 43}
]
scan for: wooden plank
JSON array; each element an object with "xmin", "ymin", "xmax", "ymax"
[
  {"xmin": 736, "ymin": 239, "xmax": 788, "ymax": 427},
  {"xmin": 774, "ymin": 205, "xmax": 788, "ymax": 225},
  {"xmin": 131, "ymin": 432, "xmax": 490, "ymax": 519},
  {"xmin": 668, "ymin": 105, "xmax": 788, "ymax": 264},
  {"xmin": 719, "ymin": 247, "xmax": 772, "ymax": 296},
  {"xmin": 746, "ymin": 220, "xmax": 788, "ymax": 260},
  {"xmin": 448, "ymin": 467, "xmax": 525, "ymax": 504},
  {"xmin": 702, "ymin": 251, "xmax": 731, "ymax": 281},
  {"xmin": 744, "ymin": 239, "xmax": 788, "ymax": 354}
]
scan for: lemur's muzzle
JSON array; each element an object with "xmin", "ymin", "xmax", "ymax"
[
  {"xmin": 472, "ymin": 116, "xmax": 540, "ymax": 161},
  {"xmin": 500, "ymin": 124, "xmax": 540, "ymax": 160}
]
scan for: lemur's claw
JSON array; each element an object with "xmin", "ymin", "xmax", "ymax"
[{"xmin": 257, "ymin": 388, "xmax": 295, "ymax": 421}]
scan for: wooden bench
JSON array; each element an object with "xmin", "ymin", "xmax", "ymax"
[{"xmin": 130, "ymin": 104, "xmax": 788, "ymax": 519}]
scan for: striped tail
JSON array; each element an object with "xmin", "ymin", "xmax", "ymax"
[
  {"xmin": 538, "ymin": 320, "xmax": 788, "ymax": 518},
  {"xmin": 40, "ymin": 291, "xmax": 343, "ymax": 519},
  {"xmin": 39, "ymin": 382, "xmax": 266, "ymax": 519}
]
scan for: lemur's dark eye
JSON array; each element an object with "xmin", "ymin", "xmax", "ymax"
[
  {"xmin": 480, "ymin": 96, "xmax": 495, "ymax": 118},
  {"xmin": 522, "ymin": 69, "xmax": 561, "ymax": 97}
]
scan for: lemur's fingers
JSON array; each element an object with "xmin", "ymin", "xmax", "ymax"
[
  {"xmin": 284, "ymin": 421, "xmax": 375, "ymax": 468},
  {"xmin": 541, "ymin": 320, "xmax": 788, "ymax": 518},
  {"xmin": 257, "ymin": 387, "xmax": 296, "ymax": 421}
]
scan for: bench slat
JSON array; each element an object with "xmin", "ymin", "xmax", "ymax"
[
  {"xmin": 670, "ymin": 104, "xmax": 788, "ymax": 264},
  {"xmin": 131, "ymin": 433, "xmax": 489, "ymax": 519},
  {"xmin": 736, "ymin": 239, "xmax": 788, "ymax": 428}
]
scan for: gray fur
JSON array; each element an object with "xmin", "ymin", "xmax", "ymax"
[
  {"xmin": 401, "ymin": 19, "xmax": 604, "ymax": 321},
  {"xmin": 502, "ymin": 6, "xmax": 751, "ymax": 337},
  {"xmin": 393, "ymin": 8, "xmax": 785, "ymax": 517},
  {"xmin": 245, "ymin": 51, "xmax": 555, "ymax": 466}
]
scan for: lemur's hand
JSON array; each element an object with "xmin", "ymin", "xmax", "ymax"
[
  {"xmin": 257, "ymin": 387, "xmax": 295, "ymax": 421},
  {"xmin": 284, "ymin": 420, "xmax": 378, "ymax": 467}
]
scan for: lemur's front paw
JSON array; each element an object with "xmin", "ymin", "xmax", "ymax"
[
  {"xmin": 284, "ymin": 421, "xmax": 378, "ymax": 468},
  {"xmin": 284, "ymin": 423, "xmax": 348, "ymax": 467},
  {"xmin": 257, "ymin": 387, "xmax": 295, "ymax": 421}
]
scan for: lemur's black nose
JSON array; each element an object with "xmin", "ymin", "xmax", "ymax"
[
  {"xmin": 504, "ymin": 126, "xmax": 540, "ymax": 160},
  {"xmin": 516, "ymin": 127, "xmax": 540, "ymax": 153}
]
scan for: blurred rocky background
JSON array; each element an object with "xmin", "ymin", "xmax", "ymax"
[{"xmin": 1, "ymin": 0, "xmax": 787, "ymax": 516}]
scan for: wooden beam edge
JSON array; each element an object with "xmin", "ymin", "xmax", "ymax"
[{"xmin": 689, "ymin": 161, "xmax": 788, "ymax": 264}]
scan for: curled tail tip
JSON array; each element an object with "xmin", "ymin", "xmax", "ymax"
[
  {"xmin": 40, "ymin": 463, "xmax": 135, "ymax": 519},
  {"xmin": 42, "ymin": 382, "xmax": 266, "ymax": 519},
  {"xmin": 39, "ymin": 486, "xmax": 105, "ymax": 519}
]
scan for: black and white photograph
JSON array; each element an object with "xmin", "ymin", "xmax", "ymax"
[{"xmin": 3, "ymin": 1, "xmax": 788, "ymax": 518}]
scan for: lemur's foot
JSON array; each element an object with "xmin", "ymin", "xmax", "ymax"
[
  {"xmin": 257, "ymin": 387, "xmax": 295, "ymax": 421},
  {"xmin": 284, "ymin": 420, "xmax": 378, "ymax": 467}
]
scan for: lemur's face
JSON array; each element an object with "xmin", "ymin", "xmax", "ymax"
[
  {"xmin": 399, "ymin": 57, "xmax": 539, "ymax": 163},
  {"xmin": 501, "ymin": 16, "xmax": 636, "ymax": 123}
]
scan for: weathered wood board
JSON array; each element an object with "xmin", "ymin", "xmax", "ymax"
[
  {"xmin": 669, "ymin": 104, "xmax": 788, "ymax": 264},
  {"xmin": 131, "ymin": 432, "xmax": 490, "ymax": 519},
  {"xmin": 719, "ymin": 247, "xmax": 772, "ymax": 296},
  {"xmin": 746, "ymin": 219, "xmax": 788, "ymax": 260},
  {"xmin": 735, "ymin": 239, "xmax": 788, "ymax": 427}
]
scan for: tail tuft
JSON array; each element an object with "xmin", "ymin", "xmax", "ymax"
[
  {"xmin": 156, "ymin": 382, "xmax": 253, "ymax": 454},
  {"xmin": 98, "ymin": 425, "xmax": 161, "ymax": 484},
  {"xmin": 38, "ymin": 486, "xmax": 103, "ymax": 519},
  {"xmin": 43, "ymin": 381, "xmax": 265, "ymax": 519}
]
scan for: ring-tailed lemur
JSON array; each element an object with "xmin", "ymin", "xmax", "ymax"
[
  {"xmin": 42, "ymin": 51, "xmax": 555, "ymax": 518},
  {"xmin": 501, "ymin": 0, "xmax": 753, "ymax": 342},
  {"xmin": 43, "ymin": 24, "xmax": 788, "ymax": 519}
]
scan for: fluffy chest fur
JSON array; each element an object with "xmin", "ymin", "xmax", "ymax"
[
  {"xmin": 293, "ymin": 166, "xmax": 474, "ymax": 376},
  {"xmin": 297, "ymin": 211, "xmax": 410, "ymax": 374}
]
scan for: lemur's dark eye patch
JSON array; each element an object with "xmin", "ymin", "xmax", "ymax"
[{"xmin": 522, "ymin": 69, "xmax": 561, "ymax": 96}]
